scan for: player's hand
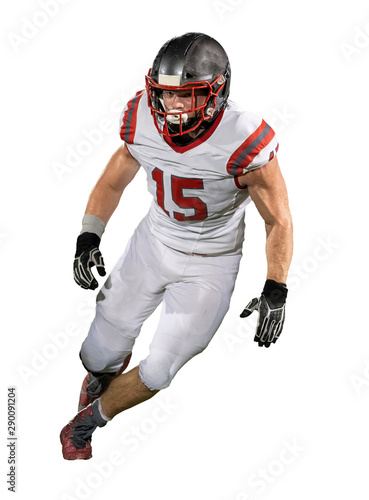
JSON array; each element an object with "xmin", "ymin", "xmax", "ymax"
[
  {"xmin": 73, "ymin": 232, "xmax": 106, "ymax": 290},
  {"xmin": 240, "ymin": 279, "xmax": 288, "ymax": 347}
]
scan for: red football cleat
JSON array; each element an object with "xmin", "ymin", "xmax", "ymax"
[
  {"xmin": 60, "ymin": 406, "xmax": 96, "ymax": 460},
  {"xmin": 78, "ymin": 353, "xmax": 132, "ymax": 411}
]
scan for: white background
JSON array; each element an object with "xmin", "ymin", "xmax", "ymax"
[{"xmin": 1, "ymin": 0, "xmax": 368, "ymax": 499}]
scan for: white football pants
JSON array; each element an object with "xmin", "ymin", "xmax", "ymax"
[{"xmin": 80, "ymin": 215, "xmax": 242, "ymax": 391}]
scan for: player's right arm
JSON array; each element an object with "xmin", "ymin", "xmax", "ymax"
[
  {"xmin": 84, "ymin": 144, "xmax": 141, "ymax": 224},
  {"xmin": 73, "ymin": 144, "xmax": 140, "ymax": 290}
]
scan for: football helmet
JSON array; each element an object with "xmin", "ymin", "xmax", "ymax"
[{"xmin": 145, "ymin": 32, "xmax": 231, "ymax": 137}]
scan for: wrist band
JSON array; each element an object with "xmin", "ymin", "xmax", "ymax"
[{"xmin": 80, "ymin": 214, "xmax": 106, "ymax": 239}]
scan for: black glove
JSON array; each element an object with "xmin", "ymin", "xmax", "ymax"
[
  {"xmin": 73, "ymin": 232, "xmax": 106, "ymax": 290},
  {"xmin": 240, "ymin": 279, "xmax": 288, "ymax": 348}
]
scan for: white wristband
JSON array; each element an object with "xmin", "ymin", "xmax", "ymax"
[{"xmin": 80, "ymin": 214, "xmax": 106, "ymax": 239}]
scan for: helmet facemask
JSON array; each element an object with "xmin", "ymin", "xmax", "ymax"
[{"xmin": 145, "ymin": 74, "xmax": 227, "ymax": 137}]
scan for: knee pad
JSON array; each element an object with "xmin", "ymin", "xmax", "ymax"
[
  {"xmin": 139, "ymin": 361, "xmax": 171, "ymax": 391},
  {"xmin": 80, "ymin": 314, "xmax": 135, "ymax": 373},
  {"xmin": 79, "ymin": 341, "xmax": 131, "ymax": 374},
  {"xmin": 79, "ymin": 351, "xmax": 132, "ymax": 379},
  {"xmin": 138, "ymin": 348, "xmax": 184, "ymax": 391}
]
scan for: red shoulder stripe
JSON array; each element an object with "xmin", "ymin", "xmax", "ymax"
[
  {"xmin": 227, "ymin": 120, "xmax": 275, "ymax": 175},
  {"xmin": 120, "ymin": 90, "xmax": 144, "ymax": 144}
]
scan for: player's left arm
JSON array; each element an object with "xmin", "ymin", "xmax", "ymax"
[
  {"xmin": 237, "ymin": 156, "xmax": 293, "ymax": 283},
  {"xmin": 237, "ymin": 156, "xmax": 293, "ymax": 347}
]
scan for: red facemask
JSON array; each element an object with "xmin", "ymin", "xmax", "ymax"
[{"xmin": 145, "ymin": 72, "xmax": 226, "ymax": 137}]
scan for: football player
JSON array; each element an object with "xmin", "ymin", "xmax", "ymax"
[{"xmin": 60, "ymin": 32, "xmax": 293, "ymax": 460}]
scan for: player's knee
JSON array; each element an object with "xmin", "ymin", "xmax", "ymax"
[
  {"xmin": 139, "ymin": 356, "xmax": 174, "ymax": 391},
  {"xmin": 79, "ymin": 343, "xmax": 106, "ymax": 373},
  {"xmin": 79, "ymin": 342, "xmax": 131, "ymax": 374},
  {"xmin": 80, "ymin": 312, "xmax": 136, "ymax": 373}
]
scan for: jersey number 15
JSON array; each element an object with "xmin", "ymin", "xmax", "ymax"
[{"xmin": 152, "ymin": 168, "xmax": 208, "ymax": 221}]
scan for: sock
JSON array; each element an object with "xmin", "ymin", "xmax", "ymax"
[{"xmin": 91, "ymin": 398, "xmax": 111, "ymax": 426}]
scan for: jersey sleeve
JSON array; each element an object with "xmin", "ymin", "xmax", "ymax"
[
  {"xmin": 119, "ymin": 90, "xmax": 145, "ymax": 144},
  {"xmin": 226, "ymin": 113, "xmax": 279, "ymax": 176}
]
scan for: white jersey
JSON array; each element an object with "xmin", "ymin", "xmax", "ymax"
[{"xmin": 119, "ymin": 90, "xmax": 279, "ymax": 255}]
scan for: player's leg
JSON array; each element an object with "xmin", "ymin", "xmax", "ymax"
[
  {"xmin": 76, "ymin": 264, "xmax": 156, "ymax": 412},
  {"xmin": 100, "ymin": 250, "xmax": 242, "ymax": 418},
  {"xmin": 61, "ymin": 217, "xmax": 167, "ymax": 459},
  {"xmin": 61, "ymin": 237, "xmax": 241, "ymax": 459},
  {"xmin": 62, "ymin": 250, "xmax": 240, "ymax": 458},
  {"xmin": 78, "ymin": 353, "xmax": 132, "ymax": 411},
  {"xmin": 100, "ymin": 365, "xmax": 159, "ymax": 418},
  {"xmin": 138, "ymin": 261, "xmax": 240, "ymax": 392},
  {"xmin": 76, "ymin": 215, "xmax": 168, "ymax": 410}
]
